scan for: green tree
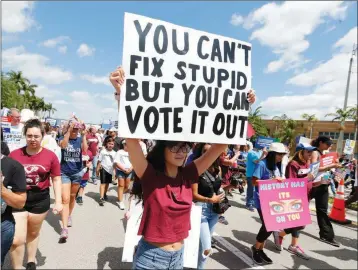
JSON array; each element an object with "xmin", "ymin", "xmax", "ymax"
[
  {"xmin": 301, "ymin": 113, "xmax": 318, "ymax": 138},
  {"xmin": 45, "ymin": 103, "xmax": 56, "ymax": 118},
  {"xmin": 248, "ymin": 106, "xmax": 269, "ymax": 138},
  {"xmin": 272, "ymin": 114, "xmax": 301, "ymax": 146},
  {"xmin": 325, "ymin": 107, "xmax": 356, "ymax": 130},
  {"xmin": 1, "ymin": 72, "xmax": 20, "ymax": 108}
]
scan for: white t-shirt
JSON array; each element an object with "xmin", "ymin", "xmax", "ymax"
[
  {"xmin": 41, "ymin": 134, "xmax": 61, "ymax": 162},
  {"xmin": 98, "ymin": 149, "xmax": 116, "ymax": 175},
  {"xmin": 114, "ymin": 150, "xmax": 132, "ymax": 170}
]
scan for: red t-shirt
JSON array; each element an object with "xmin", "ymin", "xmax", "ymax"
[
  {"xmin": 9, "ymin": 147, "xmax": 61, "ymax": 191},
  {"xmin": 82, "ymin": 150, "xmax": 93, "ymax": 180},
  {"xmin": 86, "ymin": 133, "xmax": 99, "ymax": 156},
  {"xmin": 138, "ymin": 162, "xmax": 199, "ymax": 243},
  {"xmin": 285, "ymin": 160, "xmax": 312, "ymax": 193}
]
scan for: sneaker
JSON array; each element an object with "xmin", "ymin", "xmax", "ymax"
[
  {"xmin": 92, "ymin": 178, "xmax": 98, "ymax": 185},
  {"xmin": 218, "ymin": 216, "xmax": 229, "ymax": 225},
  {"xmin": 258, "ymin": 250, "xmax": 273, "ymax": 264},
  {"xmin": 112, "ymin": 180, "xmax": 118, "ymax": 185},
  {"xmin": 60, "ymin": 228, "xmax": 68, "ymax": 240},
  {"xmin": 99, "ymin": 198, "xmax": 105, "ymax": 206},
  {"xmin": 76, "ymin": 196, "xmax": 83, "ymax": 205},
  {"xmin": 26, "ymin": 262, "xmax": 36, "ymax": 270},
  {"xmin": 68, "ymin": 216, "xmax": 72, "ymax": 227},
  {"xmin": 319, "ymin": 237, "xmax": 340, "ymax": 247},
  {"xmin": 246, "ymin": 205, "xmax": 255, "ymax": 212},
  {"xmin": 288, "ymin": 245, "xmax": 310, "ymax": 260},
  {"xmin": 273, "ymin": 231, "xmax": 283, "ymax": 251},
  {"xmin": 104, "ymin": 194, "xmax": 108, "ymax": 201},
  {"xmin": 211, "ymin": 239, "xmax": 218, "ymax": 248},
  {"xmin": 118, "ymin": 201, "xmax": 125, "ymax": 210},
  {"xmin": 251, "ymin": 246, "xmax": 263, "ymax": 265}
]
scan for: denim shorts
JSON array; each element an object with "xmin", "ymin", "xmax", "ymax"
[
  {"xmin": 116, "ymin": 169, "xmax": 134, "ymax": 180},
  {"xmin": 61, "ymin": 170, "xmax": 84, "ymax": 185},
  {"xmin": 133, "ymin": 238, "xmax": 184, "ymax": 270},
  {"xmin": 80, "ymin": 180, "xmax": 88, "ymax": 188},
  {"xmin": 1, "ymin": 220, "xmax": 15, "ymax": 266}
]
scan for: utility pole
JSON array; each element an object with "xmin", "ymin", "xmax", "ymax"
[{"xmin": 336, "ymin": 43, "xmax": 356, "ymax": 155}]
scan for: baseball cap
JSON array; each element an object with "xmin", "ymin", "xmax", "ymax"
[
  {"xmin": 268, "ymin": 142, "xmax": 287, "ymax": 154},
  {"xmin": 296, "ymin": 143, "xmax": 316, "ymax": 152},
  {"xmin": 109, "ymin": 127, "xmax": 117, "ymax": 132}
]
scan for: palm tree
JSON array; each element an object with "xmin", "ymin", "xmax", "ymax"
[
  {"xmin": 301, "ymin": 113, "xmax": 318, "ymax": 138},
  {"xmin": 8, "ymin": 71, "xmax": 30, "ymax": 95},
  {"xmin": 325, "ymin": 107, "xmax": 356, "ymax": 130},
  {"xmin": 326, "ymin": 106, "xmax": 357, "ymax": 154},
  {"xmin": 45, "ymin": 103, "xmax": 56, "ymax": 118},
  {"xmin": 22, "ymin": 83, "xmax": 37, "ymax": 108},
  {"xmin": 28, "ymin": 96, "xmax": 46, "ymax": 116},
  {"xmin": 272, "ymin": 114, "xmax": 301, "ymax": 147},
  {"xmin": 248, "ymin": 106, "xmax": 269, "ymax": 137}
]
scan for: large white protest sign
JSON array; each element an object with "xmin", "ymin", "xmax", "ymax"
[
  {"xmin": 122, "ymin": 199, "xmax": 202, "ymax": 269},
  {"xmin": 119, "ymin": 13, "xmax": 252, "ymax": 144}
]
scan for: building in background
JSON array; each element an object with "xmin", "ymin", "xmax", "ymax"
[{"xmin": 263, "ymin": 120, "xmax": 356, "ymax": 156}]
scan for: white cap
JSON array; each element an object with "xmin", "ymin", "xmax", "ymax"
[
  {"xmin": 109, "ymin": 127, "xmax": 117, "ymax": 132},
  {"xmin": 268, "ymin": 142, "xmax": 287, "ymax": 154}
]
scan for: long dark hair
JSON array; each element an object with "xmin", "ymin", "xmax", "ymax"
[
  {"xmin": 130, "ymin": 140, "xmax": 191, "ymax": 202},
  {"xmin": 193, "ymin": 143, "xmax": 221, "ymax": 177},
  {"xmin": 265, "ymin": 151, "xmax": 279, "ymax": 171}
]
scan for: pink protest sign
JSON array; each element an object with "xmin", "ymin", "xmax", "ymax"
[{"xmin": 258, "ymin": 178, "xmax": 311, "ymax": 232}]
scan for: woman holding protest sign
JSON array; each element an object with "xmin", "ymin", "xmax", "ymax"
[
  {"xmin": 272, "ymin": 143, "xmax": 315, "ymax": 260},
  {"xmin": 109, "ymin": 66, "xmax": 256, "ymax": 269},
  {"xmin": 9, "ymin": 119, "xmax": 63, "ymax": 270},
  {"xmin": 250, "ymin": 142, "xmax": 287, "ymax": 265},
  {"xmin": 310, "ymin": 136, "xmax": 341, "ymax": 247},
  {"xmin": 58, "ymin": 119, "xmax": 88, "ymax": 241}
]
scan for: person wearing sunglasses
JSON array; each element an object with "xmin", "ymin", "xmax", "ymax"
[
  {"xmin": 251, "ymin": 142, "xmax": 287, "ymax": 265},
  {"xmin": 272, "ymin": 143, "xmax": 315, "ymax": 260}
]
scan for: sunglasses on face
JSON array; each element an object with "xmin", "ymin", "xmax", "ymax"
[{"xmin": 169, "ymin": 144, "xmax": 191, "ymax": 154}]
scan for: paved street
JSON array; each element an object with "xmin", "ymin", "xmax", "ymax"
[{"xmin": 3, "ymin": 182, "xmax": 357, "ymax": 269}]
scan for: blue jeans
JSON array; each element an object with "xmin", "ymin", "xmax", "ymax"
[
  {"xmin": 133, "ymin": 238, "xmax": 184, "ymax": 269},
  {"xmin": 92, "ymin": 155, "xmax": 99, "ymax": 179},
  {"xmin": 246, "ymin": 177, "xmax": 254, "ymax": 207},
  {"xmin": 196, "ymin": 202, "xmax": 219, "ymax": 269},
  {"xmin": 1, "ymin": 220, "xmax": 15, "ymax": 266}
]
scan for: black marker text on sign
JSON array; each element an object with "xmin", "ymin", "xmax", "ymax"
[{"xmin": 118, "ymin": 13, "xmax": 251, "ymax": 144}]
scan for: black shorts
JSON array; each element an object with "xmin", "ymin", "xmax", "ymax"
[
  {"xmin": 13, "ymin": 189, "xmax": 50, "ymax": 214},
  {"xmin": 100, "ymin": 169, "xmax": 113, "ymax": 184}
]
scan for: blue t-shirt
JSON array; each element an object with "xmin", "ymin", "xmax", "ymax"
[
  {"xmin": 60, "ymin": 136, "xmax": 83, "ymax": 175},
  {"xmin": 246, "ymin": 150, "xmax": 262, "ymax": 177},
  {"xmin": 253, "ymin": 159, "xmax": 282, "ymax": 209}
]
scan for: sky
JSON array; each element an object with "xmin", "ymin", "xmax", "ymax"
[{"xmin": 2, "ymin": 1, "xmax": 357, "ymax": 124}]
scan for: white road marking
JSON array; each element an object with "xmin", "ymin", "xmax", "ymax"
[{"xmin": 212, "ymin": 232, "xmax": 265, "ymax": 269}]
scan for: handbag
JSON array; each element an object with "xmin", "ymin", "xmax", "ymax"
[{"xmin": 203, "ymin": 171, "xmax": 231, "ymax": 215}]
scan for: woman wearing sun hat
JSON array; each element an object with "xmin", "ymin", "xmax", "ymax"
[
  {"xmin": 250, "ymin": 142, "xmax": 287, "ymax": 265},
  {"xmin": 272, "ymin": 142, "xmax": 315, "ymax": 260}
]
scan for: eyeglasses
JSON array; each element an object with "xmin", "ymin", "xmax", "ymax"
[
  {"xmin": 169, "ymin": 144, "xmax": 191, "ymax": 154},
  {"xmin": 26, "ymin": 135, "xmax": 42, "ymax": 139}
]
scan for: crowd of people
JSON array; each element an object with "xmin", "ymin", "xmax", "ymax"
[{"xmin": 0, "ymin": 67, "xmax": 357, "ymax": 270}]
